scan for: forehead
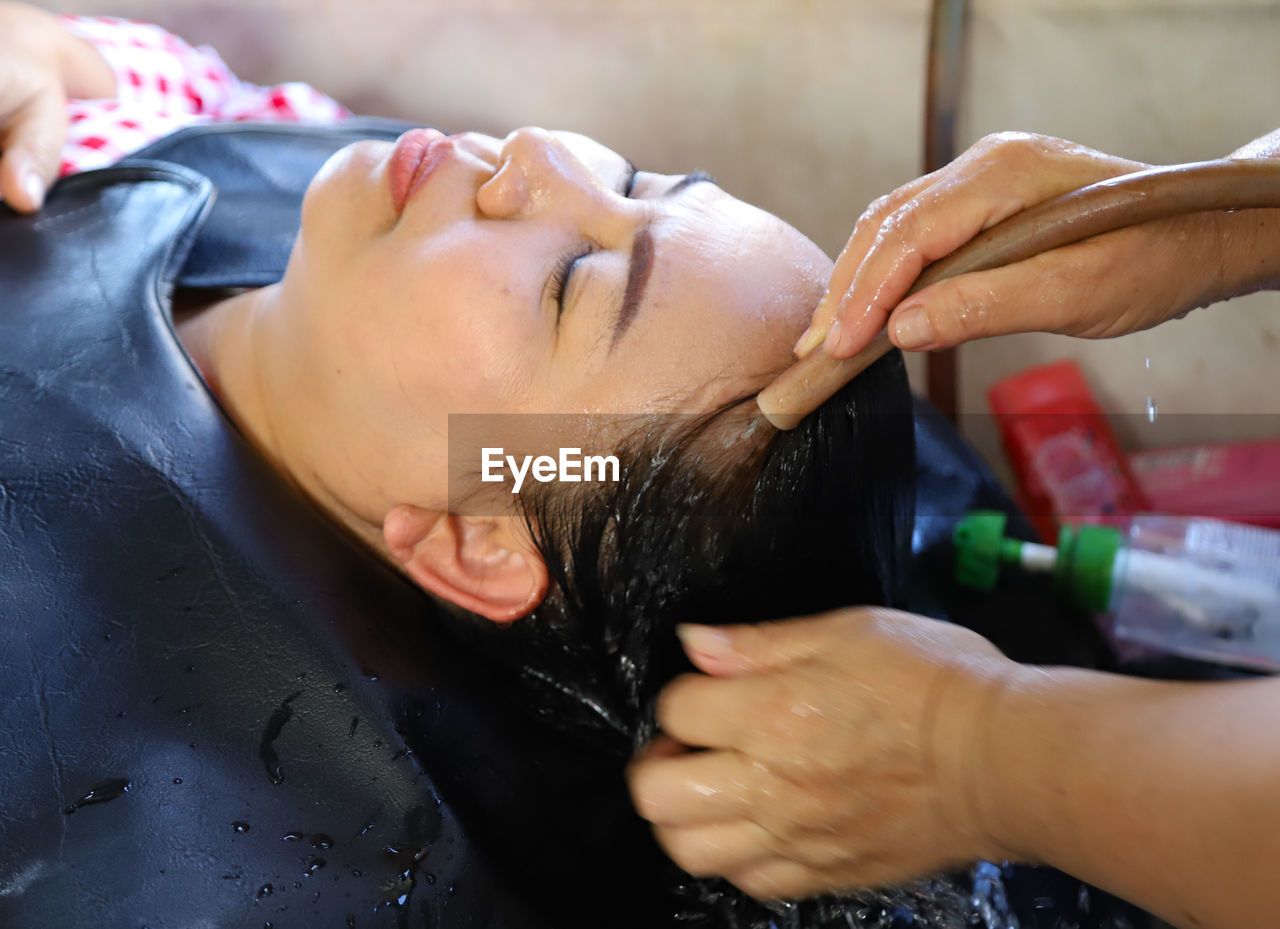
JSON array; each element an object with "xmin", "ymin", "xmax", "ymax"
[{"xmin": 582, "ymin": 187, "xmax": 831, "ymax": 413}]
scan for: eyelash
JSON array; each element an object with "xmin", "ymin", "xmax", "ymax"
[
  {"xmin": 550, "ymin": 249, "xmax": 582, "ymax": 317},
  {"xmin": 551, "ymin": 164, "xmax": 639, "ymax": 318}
]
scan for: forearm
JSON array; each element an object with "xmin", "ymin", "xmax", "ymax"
[{"xmin": 980, "ymin": 666, "xmax": 1280, "ymax": 929}]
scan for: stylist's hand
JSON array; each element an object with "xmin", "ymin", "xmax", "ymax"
[
  {"xmin": 0, "ymin": 3, "xmax": 114, "ymax": 212},
  {"xmin": 628, "ymin": 608, "xmax": 1020, "ymax": 900},
  {"xmin": 796, "ymin": 131, "xmax": 1276, "ymax": 360}
]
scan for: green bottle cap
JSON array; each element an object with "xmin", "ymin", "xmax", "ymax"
[
  {"xmin": 953, "ymin": 510, "xmax": 1025, "ymax": 590},
  {"xmin": 1052, "ymin": 523, "xmax": 1123, "ymax": 612}
]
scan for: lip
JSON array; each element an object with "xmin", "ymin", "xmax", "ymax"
[{"xmin": 389, "ymin": 127, "xmax": 452, "ymax": 215}]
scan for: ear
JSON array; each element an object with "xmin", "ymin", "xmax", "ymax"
[{"xmin": 382, "ymin": 504, "xmax": 549, "ymax": 624}]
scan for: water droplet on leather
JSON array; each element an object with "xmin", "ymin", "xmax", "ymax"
[{"xmin": 63, "ymin": 778, "xmax": 131, "ymax": 814}]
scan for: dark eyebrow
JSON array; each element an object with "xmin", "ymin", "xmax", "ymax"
[{"xmin": 608, "ymin": 171, "xmax": 717, "ymax": 352}]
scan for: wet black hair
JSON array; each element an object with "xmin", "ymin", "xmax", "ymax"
[
  {"xmin": 512, "ymin": 349, "xmax": 916, "ymax": 744},
  {"xmin": 476, "ymin": 350, "xmax": 973, "ymax": 927}
]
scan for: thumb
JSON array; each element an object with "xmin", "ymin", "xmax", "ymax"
[
  {"xmin": 676, "ymin": 620, "xmax": 822, "ymax": 678},
  {"xmin": 0, "ymin": 89, "xmax": 67, "ymax": 213},
  {"xmin": 887, "ymin": 260, "xmax": 1072, "ymax": 350}
]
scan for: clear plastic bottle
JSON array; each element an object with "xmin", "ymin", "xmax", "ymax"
[
  {"xmin": 954, "ymin": 511, "xmax": 1280, "ymax": 672},
  {"xmin": 1110, "ymin": 514, "xmax": 1280, "ymax": 671}
]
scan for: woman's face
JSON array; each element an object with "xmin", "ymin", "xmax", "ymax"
[{"xmin": 262, "ymin": 127, "xmax": 832, "ymax": 516}]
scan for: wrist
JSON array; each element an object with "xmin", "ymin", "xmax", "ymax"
[
  {"xmin": 965, "ymin": 662, "xmax": 1060, "ymax": 864},
  {"xmin": 925, "ymin": 654, "xmax": 1025, "ymax": 864}
]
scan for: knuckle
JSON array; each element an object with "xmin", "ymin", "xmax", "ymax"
[
  {"xmin": 977, "ymin": 130, "xmax": 1037, "ymax": 160},
  {"xmin": 931, "ymin": 277, "xmax": 991, "ymax": 344},
  {"xmin": 860, "ymin": 192, "xmax": 898, "ymax": 227},
  {"xmin": 879, "ymin": 199, "xmax": 923, "ymax": 247},
  {"xmin": 791, "ymin": 835, "xmax": 851, "ymax": 870}
]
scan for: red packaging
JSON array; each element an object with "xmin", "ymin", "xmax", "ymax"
[
  {"xmin": 1130, "ymin": 438, "xmax": 1280, "ymax": 529},
  {"xmin": 987, "ymin": 360, "xmax": 1149, "ymax": 542}
]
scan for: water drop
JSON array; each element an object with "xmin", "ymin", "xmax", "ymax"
[
  {"xmin": 63, "ymin": 778, "xmax": 132, "ymax": 814},
  {"xmin": 1146, "ymin": 396, "xmax": 1158, "ymax": 423},
  {"xmin": 256, "ymin": 883, "xmax": 273, "ymax": 900},
  {"xmin": 259, "ymin": 690, "xmax": 303, "ymax": 785},
  {"xmin": 304, "ymin": 857, "xmax": 326, "ymax": 876},
  {"xmin": 309, "ymin": 833, "xmax": 334, "ymax": 850},
  {"xmin": 172, "ymin": 778, "xmax": 182, "ymax": 785},
  {"xmin": 282, "ymin": 832, "xmax": 304, "ymax": 842},
  {"xmin": 232, "ymin": 821, "xmax": 250, "ymax": 833}
]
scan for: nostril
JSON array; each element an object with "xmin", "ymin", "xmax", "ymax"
[{"xmin": 476, "ymin": 156, "xmax": 529, "ymax": 218}]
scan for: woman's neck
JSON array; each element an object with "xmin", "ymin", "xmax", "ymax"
[
  {"xmin": 175, "ymin": 286, "xmax": 280, "ymax": 463},
  {"xmin": 172, "ymin": 287, "xmax": 392, "ymax": 559}
]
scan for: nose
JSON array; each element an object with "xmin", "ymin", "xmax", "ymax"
[{"xmin": 476, "ymin": 128, "xmax": 629, "ymax": 237}]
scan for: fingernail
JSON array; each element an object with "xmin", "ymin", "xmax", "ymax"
[
  {"xmin": 23, "ymin": 172, "xmax": 44, "ymax": 209},
  {"xmin": 793, "ymin": 324, "xmax": 820, "ymax": 358},
  {"xmin": 676, "ymin": 624, "xmax": 733, "ymax": 662},
  {"xmin": 819, "ymin": 317, "xmax": 843, "ymax": 356},
  {"xmin": 892, "ymin": 303, "xmax": 935, "ymax": 350}
]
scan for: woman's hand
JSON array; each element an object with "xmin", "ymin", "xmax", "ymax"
[
  {"xmin": 796, "ymin": 131, "xmax": 1280, "ymax": 361},
  {"xmin": 627, "ymin": 608, "xmax": 1021, "ymax": 900},
  {"xmin": 0, "ymin": 3, "xmax": 114, "ymax": 212}
]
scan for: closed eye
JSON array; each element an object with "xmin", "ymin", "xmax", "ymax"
[
  {"xmin": 550, "ymin": 249, "xmax": 586, "ymax": 320},
  {"xmin": 550, "ymin": 160, "xmax": 640, "ymax": 322}
]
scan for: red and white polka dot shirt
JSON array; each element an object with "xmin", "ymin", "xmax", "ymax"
[{"xmin": 58, "ymin": 15, "xmax": 350, "ymax": 177}]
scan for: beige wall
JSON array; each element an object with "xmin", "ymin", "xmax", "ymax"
[{"xmin": 44, "ymin": 0, "xmax": 1280, "ymax": 469}]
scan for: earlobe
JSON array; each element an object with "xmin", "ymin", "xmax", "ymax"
[{"xmin": 381, "ymin": 504, "xmax": 548, "ymax": 624}]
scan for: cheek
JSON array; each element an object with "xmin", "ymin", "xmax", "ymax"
[
  {"xmin": 298, "ymin": 141, "xmax": 392, "ymax": 250},
  {"xmin": 358, "ymin": 250, "xmax": 548, "ymax": 414}
]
